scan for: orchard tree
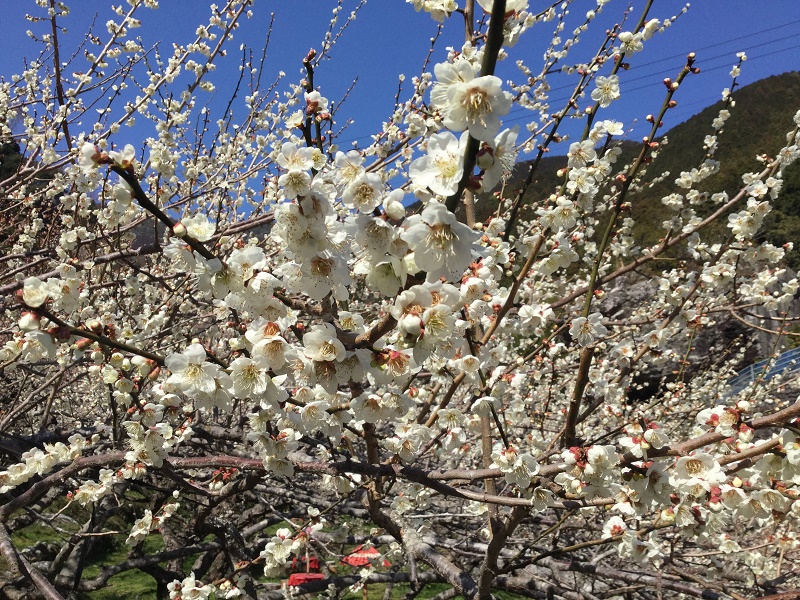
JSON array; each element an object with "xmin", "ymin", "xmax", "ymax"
[{"xmin": 1, "ymin": 0, "xmax": 800, "ymax": 599}]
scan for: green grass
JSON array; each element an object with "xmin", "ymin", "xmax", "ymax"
[
  {"xmin": 79, "ymin": 535, "xmax": 163, "ymax": 598},
  {"xmin": 12, "ymin": 520, "xmax": 77, "ymax": 546},
  {"xmin": 6, "ymin": 517, "xmax": 161, "ymax": 599},
  {"xmin": 6, "ymin": 517, "xmax": 528, "ymax": 600},
  {"xmin": 82, "ymin": 567, "xmax": 156, "ymax": 600}
]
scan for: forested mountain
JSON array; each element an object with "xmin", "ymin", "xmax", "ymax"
[
  {"xmin": 484, "ymin": 71, "xmax": 800, "ymax": 266},
  {"xmin": 0, "ymin": 140, "xmax": 63, "ymax": 254}
]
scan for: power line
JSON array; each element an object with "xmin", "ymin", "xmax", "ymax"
[
  {"xmin": 620, "ymin": 35, "xmax": 800, "ymax": 88},
  {"xmin": 338, "ymin": 24, "xmax": 800, "ymax": 146},
  {"xmin": 531, "ymin": 29, "xmax": 800, "ymax": 102},
  {"xmin": 623, "ymin": 17, "xmax": 800, "ymax": 72},
  {"xmin": 503, "ymin": 38, "xmax": 800, "ymax": 125}
]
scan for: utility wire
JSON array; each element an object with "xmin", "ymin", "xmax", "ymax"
[
  {"xmin": 338, "ymin": 23, "xmax": 800, "ymax": 146},
  {"xmin": 617, "ymin": 17, "xmax": 800, "ymax": 72},
  {"xmin": 490, "ymin": 37, "xmax": 800, "ymax": 127}
]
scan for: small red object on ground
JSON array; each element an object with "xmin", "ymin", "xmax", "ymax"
[
  {"xmin": 341, "ymin": 545, "xmax": 391, "ymax": 568},
  {"xmin": 291, "ymin": 556, "xmax": 321, "ymax": 572},
  {"xmin": 287, "ymin": 572, "xmax": 325, "ymax": 587}
]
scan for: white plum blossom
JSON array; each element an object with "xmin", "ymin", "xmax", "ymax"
[
  {"xmin": 303, "ymin": 323, "xmax": 346, "ymax": 363},
  {"xmin": 360, "ymin": 258, "xmax": 407, "ymax": 296},
  {"xmin": 476, "ymin": 0, "xmax": 528, "ymax": 12},
  {"xmin": 430, "ymin": 60, "xmax": 478, "ymax": 109},
  {"xmin": 164, "ymin": 343, "xmax": 221, "ymax": 397},
  {"xmin": 305, "ymin": 90, "xmax": 329, "ymax": 117},
  {"xmin": 228, "ymin": 356, "xmax": 271, "ymax": 399},
  {"xmin": 570, "ymin": 313, "xmax": 608, "ymax": 346},
  {"xmin": 22, "ymin": 331, "xmax": 57, "ymax": 361},
  {"xmin": 391, "ymin": 285, "xmax": 434, "ymax": 337},
  {"xmin": 79, "ymin": 142, "xmax": 102, "ymax": 170},
  {"xmin": 671, "ymin": 453, "xmax": 726, "ymax": 497},
  {"xmin": 22, "ymin": 277, "xmax": 49, "ymax": 307},
  {"xmin": 126, "ymin": 509, "xmax": 154, "ymax": 545},
  {"xmin": 617, "ymin": 31, "xmax": 644, "ymax": 55},
  {"xmin": 591, "ymin": 74, "xmax": 621, "ymax": 108},
  {"xmin": 180, "ymin": 213, "xmax": 215, "ymax": 242},
  {"xmin": 538, "ymin": 196, "xmax": 579, "ymax": 231},
  {"xmin": 342, "ymin": 172, "xmax": 384, "ymax": 213},
  {"xmin": 479, "ymin": 126, "xmax": 519, "ymax": 191},
  {"xmin": 696, "ymin": 406, "xmax": 740, "ymax": 437},
  {"xmin": 384, "ymin": 189, "xmax": 406, "ymax": 220},
  {"xmin": 600, "ymin": 119, "xmax": 625, "ymax": 137},
  {"xmin": 642, "ymin": 18, "xmax": 660, "ymax": 39},
  {"xmin": 278, "ymin": 169, "xmax": 312, "ymax": 199},
  {"xmin": 518, "ymin": 303, "xmax": 554, "ymax": 331},
  {"xmin": 441, "ymin": 74, "xmax": 513, "ymax": 141},
  {"xmin": 351, "ymin": 393, "xmax": 391, "ymax": 423},
  {"xmin": 530, "ymin": 487, "xmax": 553, "ymax": 514},
  {"xmin": 5, "ymin": 3, "xmax": 800, "ymax": 595},
  {"xmin": 108, "ymin": 143, "xmax": 136, "ymax": 168},
  {"xmin": 276, "ymin": 142, "xmax": 315, "ymax": 171},
  {"xmin": 124, "ymin": 424, "xmax": 168, "ymax": 467},
  {"xmin": 406, "ymin": 0, "xmax": 457, "ymax": 21},
  {"xmin": 346, "ymin": 214, "xmax": 396, "ymax": 258},
  {"xmin": 602, "ymin": 515, "xmax": 628, "ymax": 538},
  {"xmin": 567, "ymin": 140, "xmax": 597, "ymax": 169},
  {"xmin": 538, "ymin": 233, "xmax": 579, "ymax": 275},
  {"xmin": 333, "ymin": 150, "xmax": 366, "ymax": 188},
  {"xmin": 409, "ymin": 131, "xmax": 467, "ymax": 196},
  {"xmin": 164, "ymin": 239, "xmax": 197, "ymax": 272},
  {"xmin": 472, "ymin": 395, "xmax": 499, "ymax": 417},
  {"xmin": 493, "ymin": 447, "xmax": 540, "ymax": 489},
  {"xmin": 401, "ymin": 202, "xmax": 481, "ymax": 282},
  {"xmin": 248, "ymin": 325, "xmax": 289, "ymax": 371},
  {"xmin": 169, "ymin": 573, "xmax": 212, "ymax": 600}
]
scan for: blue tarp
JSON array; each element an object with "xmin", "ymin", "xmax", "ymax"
[{"xmin": 726, "ymin": 346, "xmax": 800, "ymax": 394}]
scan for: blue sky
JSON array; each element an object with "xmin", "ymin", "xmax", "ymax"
[{"xmin": 2, "ymin": 0, "xmax": 799, "ymax": 157}]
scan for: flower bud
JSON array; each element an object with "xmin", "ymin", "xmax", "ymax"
[
  {"xmin": 19, "ymin": 311, "xmax": 40, "ymax": 331},
  {"xmin": 476, "ymin": 146, "xmax": 495, "ymax": 170},
  {"xmin": 738, "ymin": 424, "xmax": 754, "ymax": 443},
  {"xmin": 75, "ymin": 337, "xmax": 94, "ymax": 351},
  {"xmin": 384, "ymin": 199, "xmax": 406, "ymax": 221},
  {"xmin": 173, "ymin": 222, "xmax": 187, "ymax": 238},
  {"xmin": 460, "ymin": 355, "xmax": 481, "ymax": 373}
]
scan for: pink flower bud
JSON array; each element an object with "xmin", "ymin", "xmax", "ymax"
[{"xmin": 173, "ymin": 222, "xmax": 187, "ymax": 238}]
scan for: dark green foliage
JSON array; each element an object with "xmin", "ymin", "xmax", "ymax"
[
  {"xmin": 0, "ymin": 139, "xmax": 23, "ymax": 181},
  {"xmin": 0, "ymin": 136, "xmax": 65, "ymax": 254},
  {"xmin": 482, "ymin": 71, "xmax": 800, "ymax": 262}
]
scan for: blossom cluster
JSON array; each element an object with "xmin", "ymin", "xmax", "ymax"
[{"xmin": 2, "ymin": 0, "xmax": 800, "ymax": 597}]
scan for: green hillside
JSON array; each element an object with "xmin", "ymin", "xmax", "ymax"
[{"xmin": 486, "ymin": 71, "xmax": 800, "ymax": 266}]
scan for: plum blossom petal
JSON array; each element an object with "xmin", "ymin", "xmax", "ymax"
[{"xmin": 401, "ymin": 202, "xmax": 481, "ymax": 282}]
